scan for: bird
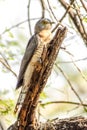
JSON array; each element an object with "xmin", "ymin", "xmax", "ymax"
[{"xmin": 15, "ymin": 18, "xmax": 54, "ymax": 112}]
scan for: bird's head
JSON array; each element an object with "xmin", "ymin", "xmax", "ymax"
[{"xmin": 34, "ymin": 18, "xmax": 54, "ymax": 34}]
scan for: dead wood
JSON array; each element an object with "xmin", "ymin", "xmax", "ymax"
[
  {"xmin": 38, "ymin": 116, "xmax": 87, "ymax": 130},
  {"xmin": 7, "ymin": 27, "xmax": 67, "ymax": 130},
  {"xmin": 59, "ymin": 0, "xmax": 87, "ymax": 46},
  {"xmin": 7, "ymin": 116, "xmax": 87, "ymax": 130}
]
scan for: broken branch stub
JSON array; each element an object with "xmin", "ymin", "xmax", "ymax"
[
  {"xmin": 25, "ymin": 27, "xmax": 67, "ymax": 130},
  {"xmin": 7, "ymin": 27, "xmax": 67, "ymax": 130}
]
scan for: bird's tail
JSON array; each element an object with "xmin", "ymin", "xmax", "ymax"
[{"xmin": 14, "ymin": 85, "xmax": 28, "ymax": 113}]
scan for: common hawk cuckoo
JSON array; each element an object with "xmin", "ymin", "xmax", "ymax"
[{"xmin": 15, "ymin": 18, "xmax": 54, "ymax": 112}]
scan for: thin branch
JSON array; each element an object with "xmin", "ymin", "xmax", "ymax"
[
  {"xmin": 58, "ymin": 46, "xmax": 87, "ymax": 82},
  {"xmin": 59, "ymin": 47, "xmax": 87, "ymax": 82},
  {"xmin": 58, "ymin": 57, "xmax": 87, "ymax": 63},
  {"xmin": 52, "ymin": 0, "xmax": 75, "ymax": 32},
  {"xmin": 73, "ymin": 2, "xmax": 87, "ymax": 38},
  {"xmin": 80, "ymin": 0, "xmax": 87, "ymax": 12},
  {"xmin": 47, "ymin": 0, "xmax": 58, "ymax": 22},
  {"xmin": 40, "ymin": 0, "xmax": 45, "ymax": 18},
  {"xmin": 27, "ymin": 0, "xmax": 32, "ymax": 36},
  {"xmin": 71, "ymin": 58, "xmax": 87, "ymax": 82},
  {"xmin": 41, "ymin": 101, "xmax": 87, "ymax": 107},
  {"xmin": 59, "ymin": 0, "xmax": 87, "ymax": 45},
  {"xmin": 44, "ymin": 4, "xmax": 55, "ymax": 21},
  {"xmin": 0, "ymin": 52, "xmax": 10, "ymax": 68},
  {"xmin": 57, "ymin": 65, "xmax": 86, "ymax": 111},
  {"xmin": 62, "ymin": 48, "xmax": 74, "ymax": 57},
  {"xmin": 0, "ymin": 58, "xmax": 17, "ymax": 77},
  {"xmin": 0, "ymin": 18, "xmax": 40, "ymax": 37}
]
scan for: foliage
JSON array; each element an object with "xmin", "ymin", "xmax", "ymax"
[{"xmin": 0, "ymin": 99, "xmax": 14, "ymax": 115}]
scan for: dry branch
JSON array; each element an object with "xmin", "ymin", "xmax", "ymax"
[
  {"xmin": 59, "ymin": 0, "xmax": 87, "ymax": 46},
  {"xmin": 47, "ymin": 0, "xmax": 58, "ymax": 22},
  {"xmin": 38, "ymin": 116, "xmax": 87, "ymax": 130},
  {"xmin": 18, "ymin": 27, "xmax": 67, "ymax": 130},
  {"xmin": 40, "ymin": 0, "xmax": 45, "ymax": 18},
  {"xmin": 80, "ymin": 0, "xmax": 87, "ymax": 12},
  {"xmin": 0, "ymin": 55, "xmax": 17, "ymax": 77},
  {"xmin": 7, "ymin": 27, "xmax": 67, "ymax": 130},
  {"xmin": 27, "ymin": 0, "xmax": 32, "ymax": 36},
  {"xmin": 0, "ymin": 18, "xmax": 40, "ymax": 37},
  {"xmin": 52, "ymin": 0, "xmax": 75, "ymax": 32},
  {"xmin": 7, "ymin": 116, "xmax": 87, "ymax": 130},
  {"xmin": 57, "ymin": 65, "xmax": 86, "ymax": 111}
]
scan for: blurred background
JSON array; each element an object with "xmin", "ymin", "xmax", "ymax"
[{"xmin": 0, "ymin": 0, "xmax": 87, "ymax": 129}]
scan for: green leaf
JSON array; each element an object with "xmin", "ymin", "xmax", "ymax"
[
  {"xmin": 0, "ymin": 43, "xmax": 5, "ymax": 47},
  {"xmin": 40, "ymin": 92, "xmax": 47, "ymax": 99},
  {"xmin": 53, "ymin": 6, "xmax": 57, "ymax": 9},
  {"xmin": 8, "ymin": 31, "xmax": 14, "ymax": 38},
  {"xmin": 7, "ymin": 41, "xmax": 19, "ymax": 46},
  {"xmin": 0, "ymin": 99, "xmax": 14, "ymax": 115},
  {"xmin": 83, "ymin": 17, "xmax": 87, "ymax": 23}
]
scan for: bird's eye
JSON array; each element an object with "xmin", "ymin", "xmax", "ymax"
[{"xmin": 42, "ymin": 21, "xmax": 48, "ymax": 25}]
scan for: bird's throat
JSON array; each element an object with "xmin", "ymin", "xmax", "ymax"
[{"xmin": 39, "ymin": 30, "xmax": 52, "ymax": 44}]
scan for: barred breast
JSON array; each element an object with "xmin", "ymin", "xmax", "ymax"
[
  {"xmin": 15, "ymin": 42, "xmax": 45, "ymax": 112},
  {"xmin": 15, "ymin": 32, "xmax": 52, "ymax": 112},
  {"xmin": 24, "ymin": 41, "xmax": 44, "ymax": 87}
]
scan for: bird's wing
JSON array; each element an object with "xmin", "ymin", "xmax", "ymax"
[{"xmin": 16, "ymin": 34, "xmax": 39, "ymax": 89}]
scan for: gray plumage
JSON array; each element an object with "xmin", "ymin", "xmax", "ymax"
[
  {"xmin": 16, "ymin": 18, "xmax": 53, "ymax": 89},
  {"xmin": 15, "ymin": 18, "xmax": 53, "ymax": 112},
  {"xmin": 16, "ymin": 34, "xmax": 39, "ymax": 89}
]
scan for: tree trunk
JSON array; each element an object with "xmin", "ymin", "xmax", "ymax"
[{"xmin": 8, "ymin": 27, "xmax": 77, "ymax": 130}]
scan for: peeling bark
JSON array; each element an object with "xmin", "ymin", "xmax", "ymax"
[
  {"xmin": 59, "ymin": 0, "xmax": 87, "ymax": 46},
  {"xmin": 7, "ymin": 27, "xmax": 68, "ymax": 130},
  {"xmin": 38, "ymin": 116, "xmax": 87, "ymax": 130}
]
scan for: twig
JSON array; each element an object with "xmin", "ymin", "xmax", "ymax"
[
  {"xmin": 0, "ymin": 52, "xmax": 10, "ymax": 68},
  {"xmin": 40, "ymin": 0, "xmax": 45, "ymax": 18},
  {"xmin": 52, "ymin": 0, "xmax": 75, "ymax": 32},
  {"xmin": 73, "ymin": 2, "xmax": 87, "ymax": 38},
  {"xmin": 59, "ymin": 0, "xmax": 87, "ymax": 45},
  {"xmin": 0, "ymin": 18, "xmax": 39, "ymax": 36},
  {"xmin": 44, "ymin": 4, "xmax": 55, "ymax": 21},
  {"xmin": 62, "ymin": 49, "xmax": 74, "ymax": 57},
  {"xmin": 47, "ymin": 0, "xmax": 58, "ymax": 22},
  {"xmin": 71, "ymin": 58, "xmax": 87, "ymax": 82},
  {"xmin": 58, "ymin": 57, "xmax": 87, "ymax": 63},
  {"xmin": 57, "ymin": 65, "xmax": 86, "ymax": 111},
  {"xmin": 27, "ymin": 0, "xmax": 32, "ymax": 36},
  {"xmin": 80, "ymin": 0, "xmax": 87, "ymax": 12},
  {"xmin": 0, "ymin": 58, "xmax": 17, "ymax": 77},
  {"xmin": 41, "ymin": 100, "xmax": 87, "ymax": 107}
]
